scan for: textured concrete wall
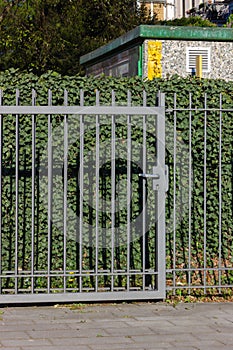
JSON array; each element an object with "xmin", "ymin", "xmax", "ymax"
[{"xmin": 143, "ymin": 39, "xmax": 233, "ymax": 81}]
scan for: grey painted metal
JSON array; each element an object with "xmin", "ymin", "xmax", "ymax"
[
  {"xmin": 172, "ymin": 93, "xmax": 177, "ymax": 295},
  {"xmin": 0, "ymin": 105, "xmax": 165, "ymax": 115},
  {"xmin": 157, "ymin": 92, "xmax": 166, "ymax": 297},
  {"xmin": 142, "ymin": 90, "xmax": 147, "ymax": 292},
  {"xmin": 47, "ymin": 90, "xmax": 53, "ymax": 294},
  {"xmin": 0, "ymin": 89, "xmax": 166, "ymax": 303},
  {"xmin": 63, "ymin": 90, "xmax": 68, "ymax": 293},
  {"xmin": 79, "ymin": 116, "xmax": 84, "ymax": 294},
  {"xmin": 126, "ymin": 91, "xmax": 131, "ymax": 292},
  {"xmin": 218, "ymin": 94, "xmax": 222, "ymax": 294},
  {"xmin": 139, "ymin": 173, "xmax": 160, "ymax": 179},
  {"xmin": 111, "ymin": 94, "xmax": 116, "ymax": 293},
  {"xmin": 166, "ymin": 93, "xmax": 233, "ymax": 295},
  {"xmin": 188, "ymin": 93, "xmax": 192, "ymax": 295},
  {"xmin": 142, "ymin": 112, "xmax": 146, "ymax": 291},
  {"xmin": 204, "ymin": 93, "xmax": 207, "ymax": 294},
  {"xmin": 15, "ymin": 90, "xmax": 20, "ymax": 295},
  {"xmin": 31, "ymin": 89, "xmax": 36, "ymax": 294},
  {"xmin": 0, "ymin": 90, "xmax": 2, "ymax": 295},
  {"xmin": 0, "ymin": 290, "xmax": 165, "ymax": 304},
  {"xmin": 1, "ymin": 89, "xmax": 231, "ymax": 302},
  {"xmin": 95, "ymin": 95, "xmax": 100, "ymax": 293}
]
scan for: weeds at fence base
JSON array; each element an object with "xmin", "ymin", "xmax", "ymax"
[{"xmin": 166, "ymin": 288, "xmax": 233, "ymax": 305}]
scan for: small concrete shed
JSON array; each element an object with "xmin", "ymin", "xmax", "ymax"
[{"xmin": 80, "ymin": 25, "xmax": 233, "ymax": 81}]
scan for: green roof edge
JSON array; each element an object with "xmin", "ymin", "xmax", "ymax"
[{"xmin": 80, "ymin": 25, "xmax": 233, "ymax": 65}]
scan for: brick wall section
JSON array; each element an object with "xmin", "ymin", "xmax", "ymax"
[{"xmin": 143, "ymin": 39, "xmax": 233, "ymax": 81}]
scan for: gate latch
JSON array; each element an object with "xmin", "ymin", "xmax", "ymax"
[
  {"xmin": 139, "ymin": 173, "xmax": 160, "ymax": 179},
  {"xmin": 139, "ymin": 165, "xmax": 169, "ymax": 192}
]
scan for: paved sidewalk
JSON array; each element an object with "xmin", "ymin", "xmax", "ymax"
[{"xmin": 0, "ymin": 301, "xmax": 232, "ymax": 350}]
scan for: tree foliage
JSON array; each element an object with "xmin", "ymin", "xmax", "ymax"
[
  {"xmin": 0, "ymin": 1, "xmax": 225, "ymax": 76},
  {"xmin": 0, "ymin": 0, "xmax": 85, "ymax": 74},
  {"xmin": 223, "ymin": 14, "xmax": 233, "ymax": 28},
  {"xmin": 159, "ymin": 16, "xmax": 216, "ymax": 27},
  {"xmin": 0, "ymin": 0, "xmax": 151, "ymax": 75}
]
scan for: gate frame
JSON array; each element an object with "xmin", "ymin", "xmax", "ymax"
[{"xmin": 0, "ymin": 93, "xmax": 167, "ymax": 304}]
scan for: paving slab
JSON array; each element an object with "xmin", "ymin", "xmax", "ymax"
[{"xmin": 0, "ymin": 302, "xmax": 232, "ymax": 350}]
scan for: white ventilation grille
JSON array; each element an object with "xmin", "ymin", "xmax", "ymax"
[{"xmin": 186, "ymin": 47, "xmax": 211, "ymax": 73}]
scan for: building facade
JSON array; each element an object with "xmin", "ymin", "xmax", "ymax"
[
  {"xmin": 80, "ymin": 25, "xmax": 233, "ymax": 81},
  {"xmin": 137, "ymin": 0, "xmax": 176, "ymax": 20},
  {"xmin": 137, "ymin": 1, "xmax": 204, "ymax": 19},
  {"xmin": 137, "ymin": 1, "xmax": 230, "ymax": 20}
]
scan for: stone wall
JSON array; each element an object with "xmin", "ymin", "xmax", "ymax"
[{"xmin": 143, "ymin": 39, "xmax": 233, "ymax": 81}]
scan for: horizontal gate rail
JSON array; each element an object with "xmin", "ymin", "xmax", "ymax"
[
  {"xmin": 166, "ymin": 108, "xmax": 233, "ymax": 112},
  {"xmin": 0, "ymin": 106, "xmax": 164, "ymax": 115}
]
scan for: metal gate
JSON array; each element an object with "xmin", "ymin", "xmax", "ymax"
[{"xmin": 0, "ymin": 90, "xmax": 167, "ymax": 303}]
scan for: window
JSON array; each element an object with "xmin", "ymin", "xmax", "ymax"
[{"xmin": 186, "ymin": 47, "xmax": 211, "ymax": 73}]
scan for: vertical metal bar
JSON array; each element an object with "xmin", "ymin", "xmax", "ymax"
[
  {"xmin": 111, "ymin": 90, "xmax": 116, "ymax": 291},
  {"xmin": 142, "ymin": 90, "xmax": 147, "ymax": 291},
  {"xmin": 127, "ymin": 90, "xmax": 132, "ymax": 291},
  {"xmin": 203, "ymin": 93, "xmax": 207, "ymax": 294},
  {"xmin": 95, "ymin": 90, "xmax": 100, "ymax": 292},
  {"xmin": 0, "ymin": 90, "xmax": 2, "ymax": 294},
  {"xmin": 31, "ymin": 89, "xmax": 36, "ymax": 294},
  {"xmin": 79, "ymin": 89, "xmax": 84, "ymax": 292},
  {"xmin": 157, "ymin": 91, "xmax": 166, "ymax": 298},
  {"xmin": 188, "ymin": 93, "xmax": 192, "ymax": 294},
  {"xmin": 173, "ymin": 93, "xmax": 177, "ymax": 295},
  {"xmin": 47, "ymin": 89, "xmax": 53, "ymax": 293},
  {"xmin": 156, "ymin": 93, "xmax": 168, "ymax": 298},
  {"xmin": 15, "ymin": 89, "xmax": 20, "ymax": 294},
  {"xmin": 218, "ymin": 94, "xmax": 222, "ymax": 293},
  {"xmin": 63, "ymin": 90, "xmax": 68, "ymax": 293}
]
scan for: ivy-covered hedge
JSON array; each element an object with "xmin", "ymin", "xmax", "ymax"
[{"xmin": 0, "ymin": 68, "xmax": 232, "ymax": 293}]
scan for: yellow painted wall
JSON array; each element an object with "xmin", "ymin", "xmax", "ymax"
[{"xmin": 147, "ymin": 41, "xmax": 162, "ymax": 80}]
